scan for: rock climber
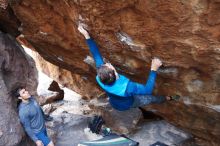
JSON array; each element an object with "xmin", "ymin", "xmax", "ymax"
[{"xmin": 78, "ymin": 25, "xmax": 179, "ymax": 111}]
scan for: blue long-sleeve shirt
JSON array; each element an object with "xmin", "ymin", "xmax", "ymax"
[
  {"xmin": 86, "ymin": 39, "xmax": 157, "ymax": 111},
  {"xmin": 18, "ymin": 97, "xmax": 45, "ymax": 142}
]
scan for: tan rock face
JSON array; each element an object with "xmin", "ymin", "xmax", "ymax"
[
  {"xmin": 0, "ymin": 0, "xmax": 219, "ymax": 144},
  {"xmin": 31, "ymin": 50, "xmax": 102, "ymax": 100}
]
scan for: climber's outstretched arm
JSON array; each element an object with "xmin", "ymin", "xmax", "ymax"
[{"xmin": 78, "ymin": 25, "xmax": 104, "ymax": 68}]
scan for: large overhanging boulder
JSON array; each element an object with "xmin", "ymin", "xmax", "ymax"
[{"xmin": 0, "ymin": 0, "xmax": 219, "ymax": 144}]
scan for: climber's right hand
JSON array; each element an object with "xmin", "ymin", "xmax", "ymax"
[
  {"xmin": 151, "ymin": 58, "xmax": 162, "ymax": 71},
  {"xmin": 78, "ymin": 24, "xmax": 90, "ymax": 39}
]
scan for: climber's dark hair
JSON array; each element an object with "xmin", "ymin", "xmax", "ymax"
[
  {"xmin": 97, "ymin": 65, "xmax": 116, "ymax": 85},
  {"xmin": 11, "ymin": 86, "xmax": 24, "ymax": 108},
  {"xmin": 13, "ymin": 87, "xmax": 24, "ymax": 98}
]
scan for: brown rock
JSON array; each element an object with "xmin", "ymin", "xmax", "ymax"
[
  {"xmin": 48, "ymin": 92, "xmax": 63, "ymax": 103},
  {"xmin": 101, "ymin": 106, "xmax": 142, "ymax": 134},
  {"xmin": 37, "ymin": 80, "xmax": 64, "ymax": 105},
  {"xmin": 0, "ymin": 0, "xmax": 219, "ymax": 144},
  {"xmin": 0, "ymin": 32, "xmax": 37, "ymax": 146},
  {"xmin": 46, "ymin": 81, "xmax": 64, "ymax": 103},
  {"xmin": 89, "ymin": 97, "xmax": 142, "ymax": 134},
  {"xmin": 48, "ymin": 80, "xmax": 61, "ymax": 92},
  {"xmin": 0, "ymin": 2, "xmax": 20, "ymax": 36},
  {"xmin": 38, "ymin": 91, "xmax": 63, "ymax": 105},
  {"xmin": 144, "ymin": 101, "xmax": 220, "ymax": 145}
]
